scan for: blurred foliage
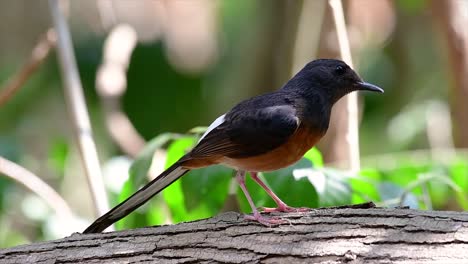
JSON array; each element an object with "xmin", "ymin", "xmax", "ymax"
[
  {"xmin": 0, "ymin": 0, "xmax": 467, "ymax": 248},
  {"xmin": 111, "ymin": 134, "xmax": 468, "ymax": 231}
]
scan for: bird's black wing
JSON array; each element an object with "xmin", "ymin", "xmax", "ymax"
[{"xmin": 190, "ymin": 104, "xmax": 299, "ymax": 159}]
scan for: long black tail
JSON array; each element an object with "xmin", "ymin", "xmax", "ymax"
[{"xmin": 83, "ymin": 162, "xmax": 189, "ymax": 233}]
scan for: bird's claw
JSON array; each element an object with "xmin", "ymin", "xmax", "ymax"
[
  {"xmin": 244, "ymin": 212, "xmax": 286, "ymax": 226},
  {"xmin": 261, "ymin": 204, "xmax": 310, "ymax": 213}
]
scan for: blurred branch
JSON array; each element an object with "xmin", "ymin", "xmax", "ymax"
[
  {"xmin": 48, "ymin": 0, "xmax": 111, "ymax": 224},
  {"xmin": 329, "ymin": 0, "xmax": 360, "ymax": 172},
  {"xmin": 95, "ymin": 24, "xmax": 146, "ymax": 158},
  {"xmin": 0, "ymin": 156, "xmax": 74, "ymax": 220},
  {"xmin": 271, "ymin": 1, "xmax": 304, "ymax": 84},
  {"xmin": 425, "ymin": 101, "xmax": 455, "ymax": 159},
  {"xmin": 290, "ymin": 0, "xmax": 326, "ymax": 74},
  {"xmin": 0, "ymin": 29, "xmax": 56, "ymax": 107},
  {"xmin": 96, "ymin": 24, "xmax": 169, "ymax": 183},
  {"xmin": 398, "ymin": 173, "xmax": 438, "ymax": 209},
  {"xmin": 431, "ymin": 0, "xmax": 468, "ymax": 148},
  {"xmin": 96, "ymin": 0, "xmax": 117, "ymax": 30}
]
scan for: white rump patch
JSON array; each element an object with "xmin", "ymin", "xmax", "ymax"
[{"xmin": 198, "ymin": 114, "xmax": 226, "ymax": 142}]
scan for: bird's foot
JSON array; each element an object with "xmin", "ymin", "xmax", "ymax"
[
  {"xmin": 244, "ymin": 212, "xmax": 286, "ymax": 226},
  {"xmin": 261, "ymin": 203, "xmax": 310, "ymax": 213}
]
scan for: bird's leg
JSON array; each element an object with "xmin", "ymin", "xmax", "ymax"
[
  {"xmin": 249, "ymin": 172, "xmax": 309, "ymax": 213},
  {"xmin": 235, "ymin": 170, "xmax": 284, "ymax": 225}
]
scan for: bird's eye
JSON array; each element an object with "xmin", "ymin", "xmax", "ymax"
[{"xmin": 335, "ymin": 65, "xmax": 346, "ymax": 75}]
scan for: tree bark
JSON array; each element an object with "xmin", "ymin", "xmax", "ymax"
[{"xmin": 1, "ymin": 208, "xmax": 468, "ymax": 264}]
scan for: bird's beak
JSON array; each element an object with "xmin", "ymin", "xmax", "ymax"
[{"xmin": 356, "ymin": 81, "xmax": 384, "ymax": 93}]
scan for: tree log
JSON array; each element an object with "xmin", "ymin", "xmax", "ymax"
[{"xmin": 1, "ymin": 208, "xmax": 468, "ymax": 263}]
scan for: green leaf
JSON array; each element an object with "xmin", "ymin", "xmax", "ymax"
[
  {"xmin": 116, "ymin": 133, "xmax": 176, "ymax": 230},
  {"xmin": 360, "ymin": 168, "xmax": 382, "ymax": 180},
  {"xmin": 378, "ymin": 182, "xmax": 419, "ymax": 208},
  {"xmin": 448, "ymin": 159, "xmax": 468, "ymax": 209},
  {"xmin": 128, "ymin": 133, "xmax": 176, "ymax": 186},
  {"xmin": 426, "ymin": 168, "xmax": 451, "ymax": 209},
  {"xmin": 381, "ymin": 163, "xmax": 428, "ymax": 196},
  {"xmin": 164, "ymin": 137, "xmax": 196, "ymax": 165},
  {"xmin": 47, "ymin": 139, "xmax": 69, "ymax": 177},
  {"xmin": 432, "ymin": 167, "xmax": 468, "ymax": 210},
  {"xmin": 268, "ymin": 172, "xmax": 319, "ymax": 208},
  {"xmin": 181, "ymin": 165, "xmax": 232, "ymax": 213},
  {"xmin": 303, "ymin": 147, "xmax": 324, "ymax": 168},
  {"xmin": 115, "ymin": 179, "xmax": 136, "ymax": 230},
  {"xmin": 450, "ymin": 159, "xmax": 468, "ymax": 193},
  {"xmin": 0, "ymin": 223, "xmax": 29, "ymax": 248},
  {"xmin": 237, "ymin": 159, "xmax": 319, "ymax": 213},
  {"xmin": 146, "ymin": 197, "xmax": 168, "ymax": 225},
  {"xmin": 162, "ymin": 137, "xmax": 197, "ymax": 222},
  {"xmin": 350, "ymin": 169, "xmax": 381, "ymax": 204},
  {"xmin": 317, "ymin": 168, "xmax": 352, "ymax": 207}
]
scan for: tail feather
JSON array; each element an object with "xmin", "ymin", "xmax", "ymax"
[{"xmin": 83, "ymin": 162, "xmax": 189, "ymax": 233}]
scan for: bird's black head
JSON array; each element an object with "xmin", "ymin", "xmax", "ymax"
[{"xmin": 284, "ymin": 59, "xmax": 383, "ymax": 104}]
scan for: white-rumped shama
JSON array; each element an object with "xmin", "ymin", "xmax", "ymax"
[{"xmin": 84, "ymin": 59, "xmax": 383, "ymax": 233}]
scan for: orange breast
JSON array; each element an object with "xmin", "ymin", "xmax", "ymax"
[{"xmin": 218, "ymin": 125, "xmax": 323, "ymax": 172}]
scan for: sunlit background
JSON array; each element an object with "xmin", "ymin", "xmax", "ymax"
[{"xmin": 0, "ymin": 0, "xmax": 467, "ymax": 247}]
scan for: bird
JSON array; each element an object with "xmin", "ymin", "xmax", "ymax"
[{"xmin": 83, "ymin": 59, "xmax": 383, "ymax": 233}]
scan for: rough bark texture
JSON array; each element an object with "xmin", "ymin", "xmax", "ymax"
[{"xmin": 1, "ymin": 208, "xmax": 468, "ymax": 264}]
